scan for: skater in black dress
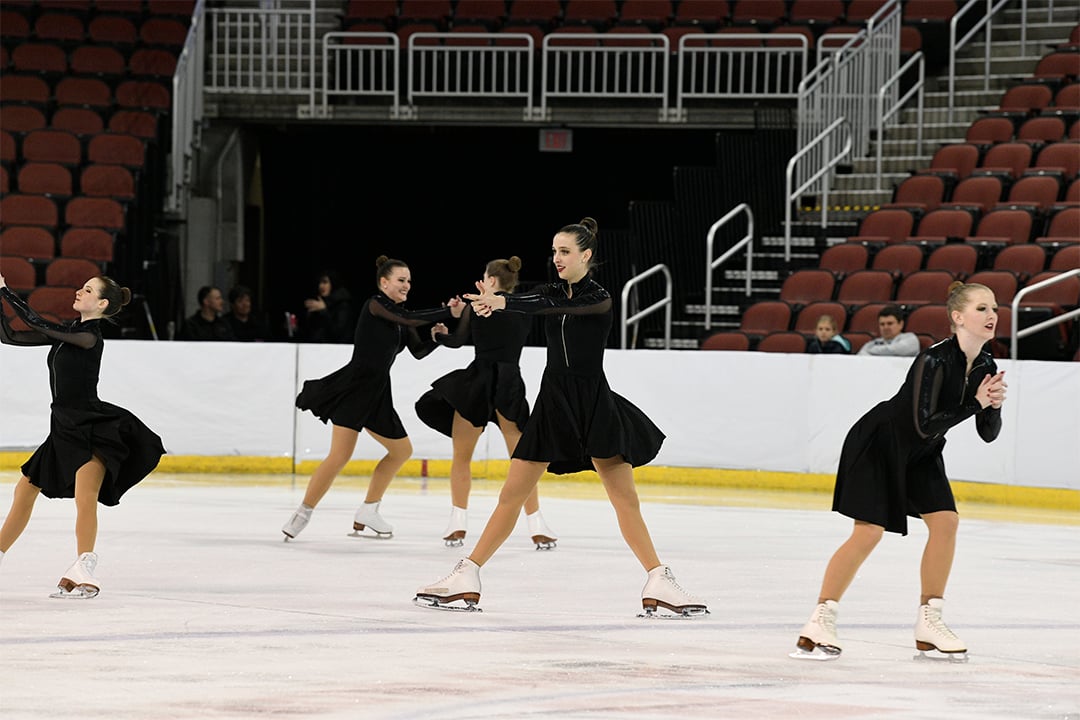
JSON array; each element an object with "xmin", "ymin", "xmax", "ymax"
[
  {"xmin": 414, "ymin": 256, "xmax": 557, "ymax": 548},
  {"xmin": 0, "ymin": 274, "xmax": 165, "ymax": 598},
  {"xmin": 792, "ymin": 281, "xmax": 1007, "ymax": 662},
  {"xmin": 415, "ymin": 218, "xmax": 709, "ymax": 616},
  {"xmin": 281, "ymin": 256, "xmax": 463, "ymax": 541}
]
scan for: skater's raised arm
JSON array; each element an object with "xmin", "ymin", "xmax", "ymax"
[
  {"xmin": 0, "ymin": 285, "xmax": 97, "ymax": 349},
  {"xmin": 368, "ymin": 292, "xmax": 453, "ymax": 327}
]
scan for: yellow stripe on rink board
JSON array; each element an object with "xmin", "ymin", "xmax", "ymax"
[{"xmin": 1, "ymin": 452, "xmax": 1076, "ymax": 516}]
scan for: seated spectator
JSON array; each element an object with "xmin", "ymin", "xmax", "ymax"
[
  {"xmin": 224, "ymin": 285, "xmax": 272, "ymax": 342},
  {"xmin": 302, "ymin": 270, "xmax": 356, "ymax": 343},
  {"xmin": 180, "ymin": 285, "xmax": 237, "ymax": 341},
  {"xmin": 858, "ymin": 304, "xmax": 919, "ymax": 356},
  {"xmin": 807, "ymin": 314, "xmax": 851, "ymax": 354}
]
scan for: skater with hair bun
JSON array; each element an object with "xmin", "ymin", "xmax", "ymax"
[
  {"xmin": 415, "ymin": 218, "xmax": 709, "ymax": 617},
  {"xmin": 415, "ymin": 256, "xmax": 557, "ymax": 549},
  {"xmin": 282, "ymin": 256, "xmax": 463, "ymax": 541},
  {"xmin": 0, "ymin": 273, "xmax": 165, "ymax": 598},
  {"xmin": 792, "ymin": 280, "xmax": 1007, "ymax": 662}
]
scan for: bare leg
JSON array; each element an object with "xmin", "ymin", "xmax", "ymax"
[
  {"xmin": 74, "ymin": 456, "xmax": 106, "ymax": 555},
  {"xmin": 467, "ymin": 458, "xmax": 547, "ymax": 566},
  {"xmin": 919, "ymin": 511, "xmax": 959, "ymax": 605},
  {"xmin": 0, "ymin": 476, "xmax": 41, "ymax": 553},
  {"xmin": 817, "ymin": 520, "xmax": 884, "ymax": 603},
  {"xmin": 363, "ymin": 429, "xmax": 412, "ymax": 503},
  {"xmin": 494, "ymin": 412, "xmax": 541, "ymax": 516},
  {"xmin": 593, "ymin": 456, "xmax": 660, "ymax": 571},
  {"xmin": 302, "ymin": 425, "xmax": 359, "ymax": 508},
  {"xmin": 449, "ymin": 413, "xmax": 483, "ymax": 509}
]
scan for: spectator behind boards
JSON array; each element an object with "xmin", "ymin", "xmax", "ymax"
[
  {"xmin": 180, "ymin": 285, "xmax": 236, "ymax": 341},
  {"xmin": 858, "ymin": 305, "xmax": 918, "ymax": 356},
  {"xmin": 302, "ymin": 270, "xmax": 356, "ymax": 343}
]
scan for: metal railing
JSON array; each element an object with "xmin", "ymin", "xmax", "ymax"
[
  {"xmin": 875, "ymin": 51, "xmax": 925, "ymax": 190},
  {"xmin": 703, "ymin": 203, "xmax": 754, "ymax": 332},
  {"xmin": 946, "ymin": 0, "xmax": 1017, "ymax": 124},
  {"xmin": 410, "ymin": 32, "xmax": 535, "ymax": 115},
  {"xmin": 1009, "ymin": 268, "xmax": 1080, "ymax": 361},
  {"xmin": 320, "ymin": 31, "xmax": 400, "ymax": 118},
  {"xmin": 166, "ymin": 0, "xmax": 205, "ymax": 215},
  {"xmin": 784, "ymin": 116, "xmax": 852, "ymax": 262},
  {"xmin": 620, "ymin": 264, "xmax": 672, "ymax": 350}
]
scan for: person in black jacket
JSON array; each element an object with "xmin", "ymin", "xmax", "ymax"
[
  {"xmin": 414, "ymin": 217, "xmax": 709, "ymax": 617},
  {"xmin": 302, "ymin": 270, "xmax": 357, "ymax": 344},
  {"xmin": 281, "ymin": 256, "xmax": 462, "ymax": 541},
  {"xmin": 0, "ymin": 273, "xmax": 165, "ymax": 598},
  {"xmin": 180, "ymin": 285, "xmax": 236, "ymax": 341},
  {"xmin": 414, "ymin": 256, "xmax": 556, "ymax": 549},
  {"xmin": 792, "ymin": 281, "xmax": 1007, "ymax": 663}
]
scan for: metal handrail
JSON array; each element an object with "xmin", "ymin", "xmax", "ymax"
[
  {"xmin": 704, "ymin": 203, "xmax": 754, "ymax": 332},
  {"xmin": 947, "ymin": 0, "xmax": 1016, "ymax": 124},
  {"xmin": 1010, "ymin": 268, "xmax": 1080, "ymax": 361},
  {"xmin": 620, "ymin": 264, "xmax": 672, "ymax": 350},
  {"xmin": 784, "ymin": 116, "xmax": 852, "ymax": 262},
  {"xmin": 876, "ymin": 51, "xmax": 924, "ymax": 190}
]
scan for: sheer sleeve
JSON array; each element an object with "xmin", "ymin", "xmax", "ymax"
[
  {"xmin": 502, "ymin": 281, "xmax": 612, "ymax": 316},
  {"xmin": 911, "ymin": 354, "xmax": 981, "ymax": 439},
  {"xmin": 434, "ymin": 303, "xmax": 472, "ymax": 348},
  {"xmin": 0, "ymin": 287, "xmax": 97, "ymax": 349},
  {"xmin": 405, "ymin": 325, "xmax": 440, "ymax": 360},
  {"xmin": 368, "ymin": 294, "xmax": 452, "ymax": 327}
]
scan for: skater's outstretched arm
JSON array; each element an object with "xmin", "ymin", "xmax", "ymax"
[
  {"xmin": 433, "ymin": 303, "xmax": 472, "ymax": 348},
  {"xmin": 468, "ymin": 280, "xmax": 611, "ymax": 317},
  {"xmin": 368, "ymin": 293, "xmax": 453, "ymax": 327},
  {"xmin": 0, "ymin": 287, "xmax": 97, "ymax": 349}
]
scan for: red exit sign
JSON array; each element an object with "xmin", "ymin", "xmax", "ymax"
[{"xmin": 539, "ymin": 128, "xmax": 573, "ymax": 153}]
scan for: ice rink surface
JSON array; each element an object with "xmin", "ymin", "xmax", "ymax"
[{"xmin": 1, "ymin": 472, "xmax": 1077, "ymax": 720}]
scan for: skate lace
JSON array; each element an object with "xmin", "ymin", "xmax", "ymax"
[
  {"xmin": 435, "ymin": 559, "xmax": 469, "ymax": 585},
  {"xmin": 815, "ymin": 605, "xmax": 837, "ymax": 635},
  {"xmin": 662, "ymin": 570, "xmax": 695, "ymax": 600},
  {"xmin": 924, "ymin": 608, "xmax": 958, "ymax": 640}
]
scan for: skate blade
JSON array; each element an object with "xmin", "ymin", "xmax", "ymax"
[
  {"xmin": 533, "ymin": 537, "xmax": 557, "ymax": 550},
  {"xmin": 413, "ymin": 595, "xmax": 482, "ymax": 612},
  {"xmin": 50, "ymin": 584, "xmax": 99, "ymax": 599},
  {"xmin": 914, "ymin": 648, "xmax": 968, "ymax": 663},
  {"xmin": 789, "ymin": 646, "xmax": 841, "ymax": 661},
  {"xmin": 637, "ymin": 605, "xmax": 710, "ymax": 619},
  {"xmin": 348, "ymin": 529, "xmax": 393, "ymax": 539},
  {"xmin": 444, "ymin": 538, "xmax": 464, "ymax": 548}
]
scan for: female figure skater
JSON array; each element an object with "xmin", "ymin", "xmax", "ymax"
[
  {"xmin": 792, "ymin": 281, "xmax": 1007, "ymax": 662},
  {"xmin": 414, "ymin": 218, "xmax": 708, "ymax": 617},
  {"xmin": 0, "ymin": 274, "xmax": 165, "ymax": 598},
  {"xmin": 282, "ymin": 256, "xmax": 463, "ymax": 540},
  {"xmin": 414, "ymin": 256, "xmax": 557, "ymax": 549}
]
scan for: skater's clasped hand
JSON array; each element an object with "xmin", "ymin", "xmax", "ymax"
[
  {"xmin": 464, "ymin": 280, "xmax": 505, "ymax": 318},
  {"xmin": 0, "ymin": 272, "xmax": 6, "ymax": 289},
  {"xmin": 975, "ymin": 371, "xmax": 1007, "ymax": 410}
]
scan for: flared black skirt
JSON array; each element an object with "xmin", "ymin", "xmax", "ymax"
[
  {"xmin": 295, "ymin": 365, "xmax": 406, "ymax": 439},
  {"xmin": 512, "ymin": 368, "xmax": 664, "ymax": 475},
  {"xmin": 23, "ymin": 402, "xmax": 166, "ymax": 507},
  {"xmin": 415, "ymin": 359, "xmax": 529, "ymax": 438}
]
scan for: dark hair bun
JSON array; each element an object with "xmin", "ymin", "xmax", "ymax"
[
  {"xmin": 120, "ymin": 287, "xmax": 132, "ymax": 307},
  {"xmin": 947, "ymin": 280, "xmax": 964, "ymax": 297},
  {"xmin": 376, "ymin": 255, "xmax": 389, "ymax": 267},
  {"xmin": 507, "ymin": 256, "xmax": 522, "ymax": 273}
]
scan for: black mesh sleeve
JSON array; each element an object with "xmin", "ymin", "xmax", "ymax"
[
  {"xmin": 0, "ymin": 287, "xmax": 97, "ymax": 349},
  {"xmin": 368, "ymin": 294, "xmax": 453, "ymax": 327},
  {"xmin": 434, "ymin": 303, "xmax": 472, "ymax": 348}
]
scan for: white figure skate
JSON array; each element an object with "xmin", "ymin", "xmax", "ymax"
[
  {"xmin": 639, "ymin": 565, "xmax": 709, "ymax": 618},
  {"xmin": 526, "ymin": 509, "xmax": 557, "ymax": 550},
  {"xmin": 282, "ymin": 504, "xmax": 313, "ymax": 541},
  {"xmin": 790, "ymin": 600, "xmax": 842, "ymax": 660},
  {"xmin": 914, "ymin": 598, "xmax": 968, "ymax": 662},
  {"xmin": 442, "ymin": 506, "xmax": 467, "ymax": 547},
  {"xmin": 350, "ymin": 501, "xmax": 393, "ymax": 538},
  {"xmin": 414, "ymin": 558, "xmax": 482, "ymax": 612},
  {"xmin": 51, "ymin": 552, "xmax": 100, "ymax": 599}
]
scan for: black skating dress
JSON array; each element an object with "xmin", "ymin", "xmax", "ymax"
[
  {"xmin": 498, "ymin": 275, "xmax": 665, "ymax": 475},
  {"xmin": 414, "ymin": 302, "xmax": 532, "ymax": 437},
  {"xmin": 833, "ymin": 336, "xmax": 1002, "ymax": 536},
  {"xmin": 0, "ymin": 287, "xmax": 166, "ymax": 506},
  {"xmin": 295, "ymin": 292, "xmax": 451, "ymax": 439}
]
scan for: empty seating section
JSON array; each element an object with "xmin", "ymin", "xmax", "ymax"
[{"xmin": 0, "ymin": 1, "xmax": 191, "ymax": 297}]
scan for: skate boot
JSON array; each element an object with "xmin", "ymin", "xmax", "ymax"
[
  {"xmin": 414, "ymin": 558, "xmax": 482, "ymax": 612},
  {"xmin": 914, "ymin": 598, "xmax": 968, "ymax": 662},
  {"xmin": 639, "ymin": 565, "xmax": 709, "ymax": 618},
  {"xmin": 51, "ymin": 552, "xmax": 100, "ymax": 599},
  {"xmin": 282, "ymin": 503, "xmax": 313, "ymax": 541},
  {"xmin": 526, "ymin": 509, "xmax": 557, "ymax": 550},
  {"xmin": 790, "ymin": 600, "xmax": 842, "ymax": 660},
  {"xmin": 351, "ymin": 501, "xmax": 393, "ymax": 538},
  {"xmin": 442, "ymin": 506, "xmax": 468, "ymax": 547}
]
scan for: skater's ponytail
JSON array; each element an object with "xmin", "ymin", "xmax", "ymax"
[{"xmin": 97, "ymin": 276, "xmax": 131, "ymax": 320}]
